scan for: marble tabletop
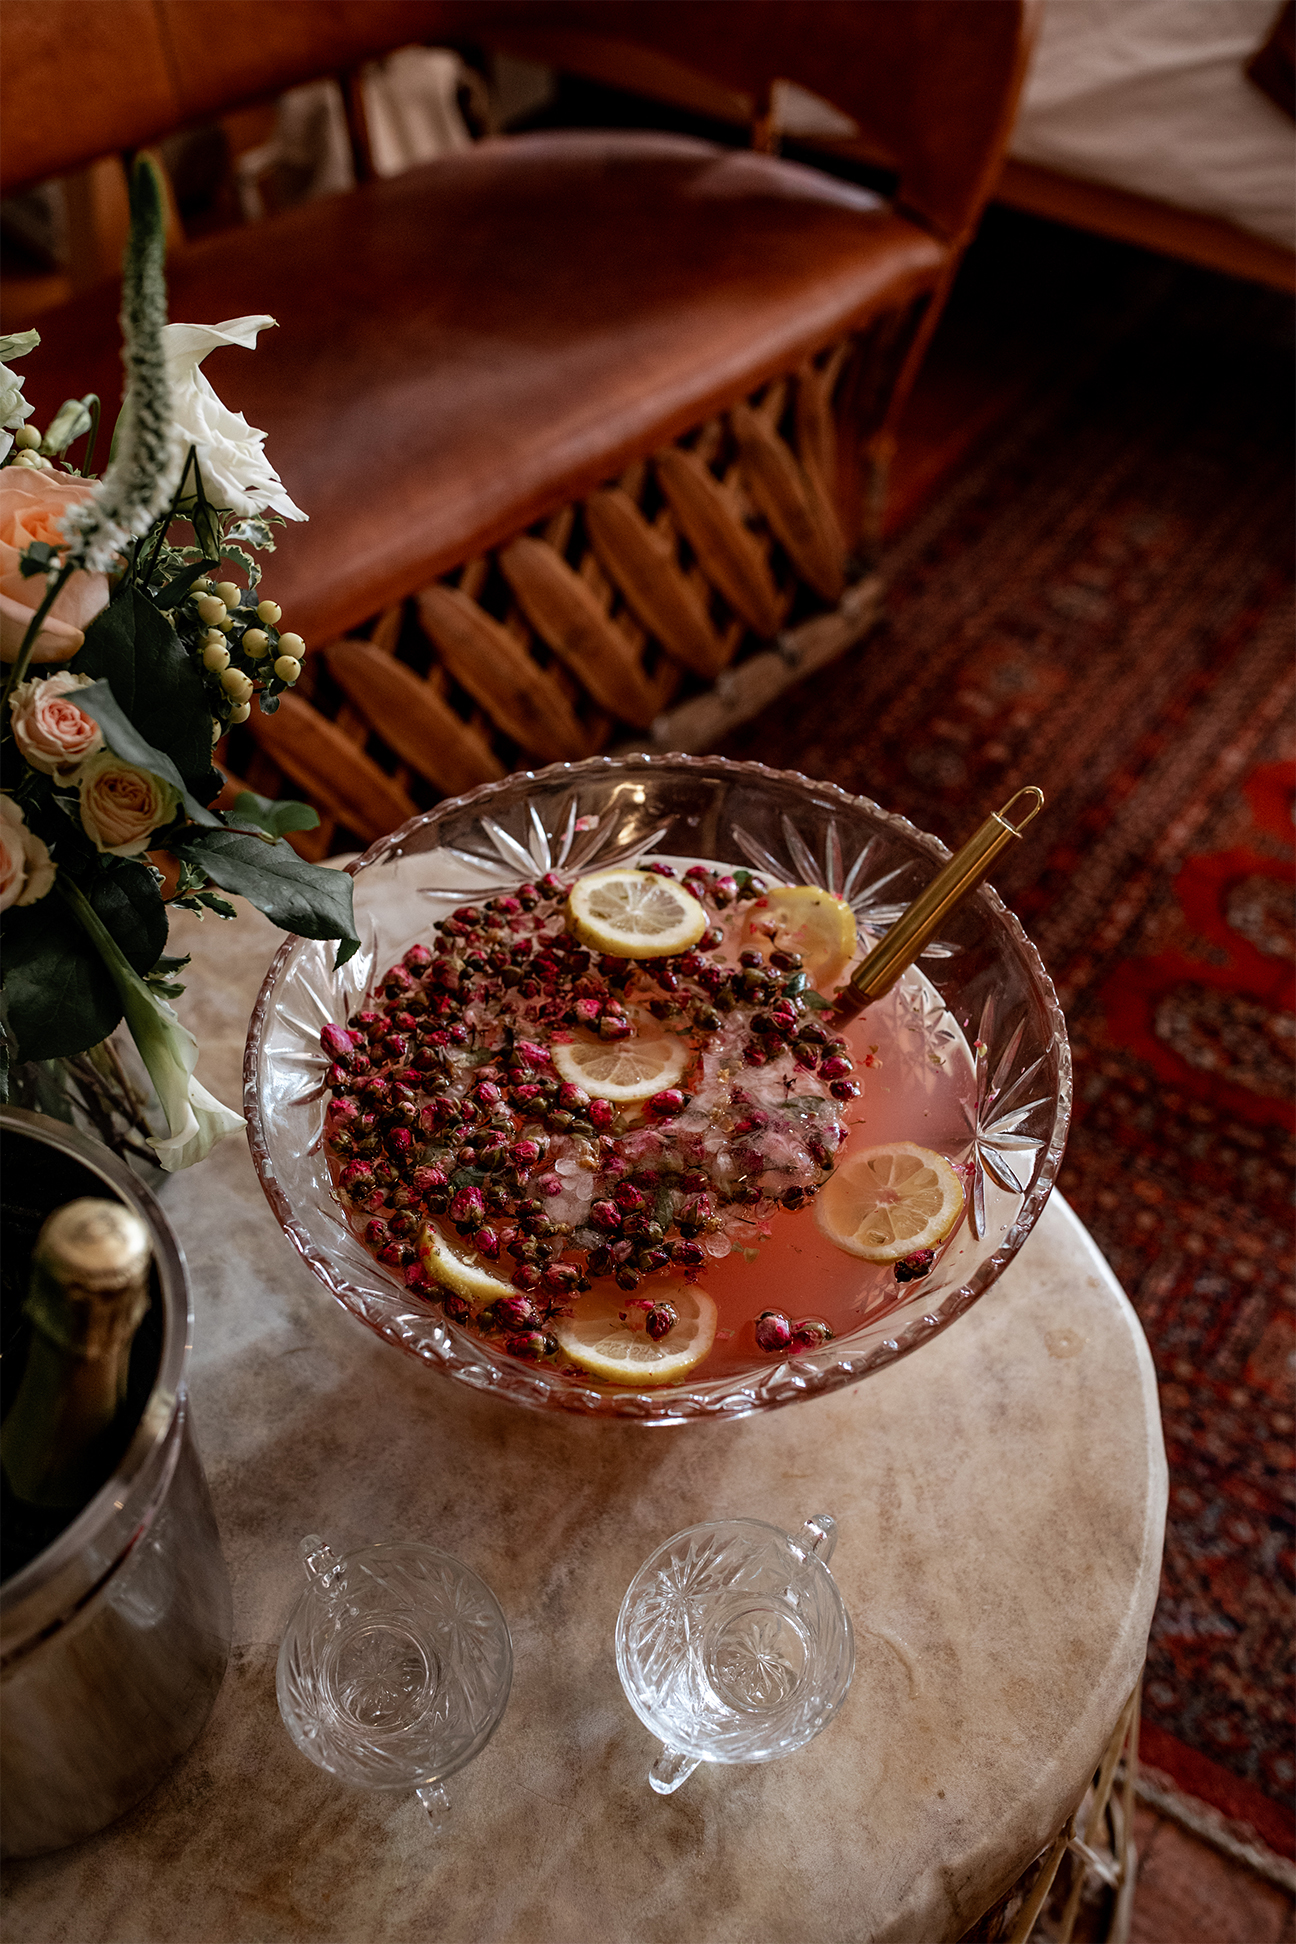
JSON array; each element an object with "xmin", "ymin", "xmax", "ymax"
[{"xmin": 2, "ymin": 904, "xmax": 1168, "ymax": 1944}]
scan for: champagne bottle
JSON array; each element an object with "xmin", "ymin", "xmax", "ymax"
[{"xmin": 1, "ymin": 1198, "xmax": 152, "ymax": 1575}]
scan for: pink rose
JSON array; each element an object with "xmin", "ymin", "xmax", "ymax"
[
  {"xmin": 9, "ymin": 670, "xmax": 103, "ymax": 780},
  {"xmin": 78, "ymin": 751, "xmax": 181, "ymax": 857},
  {"xmin": 0, "ymin": 467, "xmax": 111, "ymax": 663},
  {"xmin": 0, "ymin": 794, "xmax": 56, "ymax": 910}
]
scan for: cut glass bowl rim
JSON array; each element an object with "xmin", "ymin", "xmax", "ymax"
[{"xmin": 244, "ymin": 752, "xmax": 1072, "ymax": 1425}]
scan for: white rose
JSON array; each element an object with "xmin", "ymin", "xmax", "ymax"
[
  {"xmin": 0, "ymin": 793, "xmax": 56, "ymax": 910},
  {"xmin": 157, "ymin": 316, "xmax": 307, "ymax": 522},
  {"xmin": 0, "ymin": 328, "xmax": 39, "ymax": 465}
]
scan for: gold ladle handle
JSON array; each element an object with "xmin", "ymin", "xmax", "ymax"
[{"xmin": 833, "ymin": 787, "xmax": 1044, "ymax": 1020}]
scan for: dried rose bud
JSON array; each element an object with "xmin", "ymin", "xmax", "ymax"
[
  {"xmin": 511, "ymin": 1263, "xmax": 542, "ymax": 1292},
  {"xmin": 755, "ymin": 1310, "xmax": 793, "ymax": 1353},
  {"xmin": 378, "ymin": 1241, "xmax": 414, "ymax": 1268},
  {"xmin": 613, "ymin": 1183, "xmax": 648, "ymax": 1212},
  {"xmin": 404, "ymin": 1263, "xmax": 431, "ymax": 1292},
  {"xmin": 591, "ymin": 1200, "xmax": 622, "ymax": 1231},
  {"xmin": 539, "ymin": 1174, "xmax": 564, "ymax": 1198},
  {"xmin": 325, "ymin": 1062, "xmax": 350, "ymax": 1090},
  {"xmin": 793, "ymin": 1041, "xmax": 820, "ymax": 1070},
  {"xmin": 894, "ymin": 1249, "xmax": 936, "ymax": 1283},
  {"xmin": 829, "ymin": 1079, "xmax": 861, "ymax": 1101},
  {"xmin": 509, "ymin": 1138, "xmax": 542, "ymax": 1169},
  {"xmin": 475, "ymin": 1226, "xmax": 501, "ymax": 1260},
  {"xmin": 614, "ymin": 1266, "xmax": 641, "ymax": 1292},
  {"xmin": 403, "ymin": 943, "xmax": 433, "ymax": 970},
  {"xmin": 340, "ymin": 1161, "xmax": 375, "ymax": 1195},
  {"xmin": 506, "ymin": 1330, "xmax": 554, "ymax": 1360},
  {"xmin": 820, "ymin": 1055, "xmax": 854, "ymax": 1081},
  {"xmin": 557, "ymin": 1080, "xmax": 591, "ymax": 1112},
  {"xmin": 539, "ymin": 871, "xmax": 567, "ymax": 894},
  {"xmin": 734, "ymin": 1108, "xmax": 770, "ymax": 1135},
  {"xmin": 364, "ymin": 1218, "xmax": 389, "ymax": 1246},
  {"xmin": 586, "ymin": 1097, "xmax": 616, "ymax": 1131},
  {"xmin": 647, "ymin": 1089, "xmax": 686, "ymax": 1118},
  {"xmin": 672, "ymin": 1240, "xmax": 706, "ymax": 1269},
  {"xmin": 599, "ymin": 1013, "xmax": 632, "ymax": 1041},
  {"xmin": 474, "ymin": 1081, "xmax": 502, "ymax": 1107},
  {"xmin": 494, "ymin": 1293, "xmax": 537, "ymax": 1329},
  {"xmin": 449, "ymin": 1184, "xmax": 484, "ymax": 1223},
  {"xmin": 384, "ymin": 964, "xmax": 414, "ymax": 994},
  {"xmin": 712, "ymin": 875, "xmax": 738, "ymax": 905},
  {"xmin": 321, "ymin": 1021, "xmax": 360, "ymax": 1065},
  {"xmin": 791, "ymin": 1318, "xmax": 833, "ymax": 1353},
  {"xmin": 540, "ymin": 1262, "xmax": 581, "ymax": 1297},
  {"xmin": 573, "ymin": 997, "xmax": 602, "ymax": 1025},
  {"xmin": 640, "ymin": 1302, "xmax": 676, "ymax": 1341}
]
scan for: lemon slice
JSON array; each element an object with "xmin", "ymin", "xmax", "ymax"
[
  {"xmin": 551, "ymin": 1006, "xmax": 690, "ymax": 1104},
  {"xmin": 567, "ymin": 868, "xmax": 707, "ymax": 958},
  {"xmin": 815, "ymin": 1142, "xmax": 964, "ymax": 1262},
  {"xmin": 744, "ymin": 883, "xmax": 856, "ymax": 990},
  {"xmin": 419, "ymin": 1222, "xmax": 514, "ymax": 1310},
  {"xmin": 553, "ymin": 1281, "xmax": 718, "ymax": 1387}
]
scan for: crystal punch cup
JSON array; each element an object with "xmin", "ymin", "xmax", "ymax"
[
  {"xmin": 616, "ymin": 1513, "xmax": 854, "ymax": 1793},
  {"xmin": 276, "ymin": 1535, "xmax": 512, "ymax": 1828}
]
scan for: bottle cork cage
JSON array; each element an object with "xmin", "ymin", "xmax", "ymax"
[{"xmin": 226, "ymin": 320, "xmax": 910, "ymax": 861}]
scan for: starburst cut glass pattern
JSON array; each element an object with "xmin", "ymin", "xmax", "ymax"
[
  {"xmin": 615, "ymin": 1518, "xmax": 854, "ymax": 1771},
  {"xmin": 957, "ymin": 996, "xmax": 1051, "ymax": 1240},
  {"xmin": 732, "ymin": 812, "xmax": 959, "ymax": 956}
]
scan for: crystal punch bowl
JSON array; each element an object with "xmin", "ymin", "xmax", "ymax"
[{"xmin": 245, "ymin": 756, "xmax": 1071, "ymax": 1423}]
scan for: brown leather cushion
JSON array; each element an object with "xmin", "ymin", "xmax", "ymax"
[{"xmin": 26, "ymin": 133, "xmax": 945, "ymax": 643}]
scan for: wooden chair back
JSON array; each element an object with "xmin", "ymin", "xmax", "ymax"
[{"xmin": 2, "ymin": 0, "xmax": 1032, "ymax": 244}]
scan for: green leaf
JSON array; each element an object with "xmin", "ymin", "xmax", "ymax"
[
  {"xmin": 2, "ymin": 894, "xmax": 119, "ymax": 1060},
  {"xmin": 71, "ymin": 586, "xmax": 213, "ymax": 785},
  {"xmin": 218, "ymin": 542, "xmax": 261, "ymax": 585},
  {"xmin": 18, "ymin": 540, "xmax": 58, "ymax": 579},
  {"xmin": 153, "ymin": 560, "xmax": 214, "ymax": 610},
  {"xmin": 75, "ymin": 679, "xmax": 220, "ymax": 828},
  {"xmin": 229, "ymin": 787, "xmax": 320, "ymax": 837},
  {"xmin": 150, "ymin": 953, "xmax": 192, "ymax": 977},
  {"xmin": 224, "ymin": 513, "xmax": 277, "ymax": 551},
  {"xmin": 196, "ymin": 891, "xmax": 237, "ymax": 920},
  {"xmin": 92, "ymin": 859, "xmax": 170, "ymax": 973},
  {"xmin": 40, "ymin": 395, "xmax": 94, "ymax": 457},
  {"xmin": 0, "ymin": 862, "xmax": 166, "ymax": 1065},
  {"xmin": 0, "ymin": 329, "xmax": 40, "ymax": 363},
  {"xmin": 169, "ymin": 827, "xmax": 359, "ymax": 966}
]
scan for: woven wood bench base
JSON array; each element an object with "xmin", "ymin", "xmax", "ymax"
[{"xmin": 223, "ymin": 313, "xmax": 910, "ymax": 859}]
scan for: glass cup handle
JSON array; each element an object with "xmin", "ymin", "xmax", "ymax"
[
  {"xmin": 416, "ymin": 1782, "xmax": 451, "ymax": 1829},
  {"xmin": 649, "ymin": 1745, "xmax": 701, "ymax": 1795},
  {"xmin": 798, "ymin": 1514, "xmax": 837, "ymax": 1565},
  {"xmin": 300, "ymin": 1533, "xmax": 347, "ymax": 1597}
]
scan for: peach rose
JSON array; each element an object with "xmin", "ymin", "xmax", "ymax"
[
  {"xmin": 0, "ymin": 467, "xmax": 111, "ymax": 663},
  {"xmin": 9, "ymin": 670, "xmax": 103, "ymax": 781},
  {"xmin": 0, "ymin": 794, "xmax": 56, "ymax": 910},
  {"xmin": 78, "ymin": 750, "xmax": 181, "ymax": 857}
]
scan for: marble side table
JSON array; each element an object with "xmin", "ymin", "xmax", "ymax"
[{"xmin": 0, "ymin": 907, "xmax": 1167, "ymax": 1944}]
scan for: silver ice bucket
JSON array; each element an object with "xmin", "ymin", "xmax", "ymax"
[{"xmin": 0, "ymin": 1108, "xmax": 232, "ymax": 1858}]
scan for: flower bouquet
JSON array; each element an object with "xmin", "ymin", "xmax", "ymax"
[{"xmin": 0, "ymin": 158, "xmax": 357, "ymax": 1171}]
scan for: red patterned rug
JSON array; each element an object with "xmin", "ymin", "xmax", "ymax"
[{"xmin": 722, "ymin": 252, "xmax": 1295, "ymax": 1856}]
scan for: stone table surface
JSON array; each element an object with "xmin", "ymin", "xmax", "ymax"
[{"xmin": 2, "ymin": 905, "xmax": 1168, "ymax": 1944}]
